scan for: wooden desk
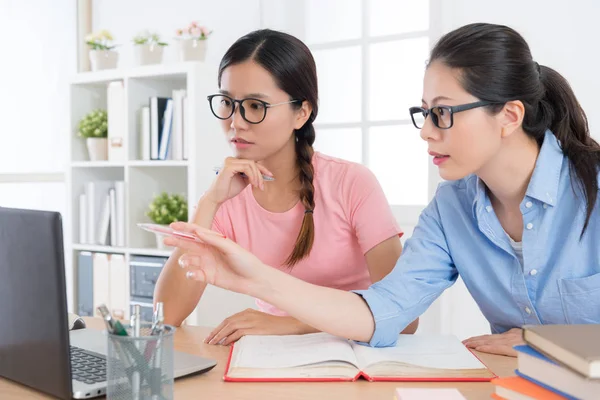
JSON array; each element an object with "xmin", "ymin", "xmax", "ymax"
[{"xmin": 1, "ymin": 319, "xmax": 515, "ymax": 399}]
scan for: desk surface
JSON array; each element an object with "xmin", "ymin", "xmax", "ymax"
[{"xmin": 1, "ymin": 318, "xmax": 515, "ymax": 399}]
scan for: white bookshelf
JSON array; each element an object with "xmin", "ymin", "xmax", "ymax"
[{"xmin": 66, "ymin": 62, "xmax": 231, "ymax": 325}]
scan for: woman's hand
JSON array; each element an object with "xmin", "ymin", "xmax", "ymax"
[
  {"xmin": 206, "ymin": 157, "xmax": 273, "ymax": 205},
  {"xmin": 204, "ymin": 309, "xmax": 314, "ymax": 346},
  {"xmin": 462, "ymin": 328, "xmax": 524, "ymax": 357},
  {"xmin": 164, "ymin": 222, "xmax": 270, "ymax": 296}
]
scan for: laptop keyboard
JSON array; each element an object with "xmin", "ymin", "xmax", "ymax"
[{"xmin": 70, "ymin": 346, "xmax": 107, "ymax": 385}]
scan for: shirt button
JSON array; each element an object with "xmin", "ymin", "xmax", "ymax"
[
  {"xmin": 525, "ymin": 201, "xmax": 533, "ymax": 208},
  {"xmin": 530, "ymin": 269, "xmax": 538, "ymax": 276},
  {"xmin": 526, "ymin": 223, "xmax": 534, "ymax": 230},
  {"xmin": 486, "ymin": 206, "xmax": 492, "ymax": 213},
  {"xmin": 525, "ymin": 307, "xmax": 532, "ymax": 315},
  {"xmin": 543, "ymin": 204, "xmax": 548, "ymax": 209}
]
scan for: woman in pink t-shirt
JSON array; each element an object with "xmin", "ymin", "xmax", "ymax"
[{"xmin": 154, "ymin": 29, "xmax": 418, "ymax": 345}]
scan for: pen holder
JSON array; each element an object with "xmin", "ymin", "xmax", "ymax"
[{"xmin": 106, "ymin": 323, "xmax": 175, "ymax": 400}]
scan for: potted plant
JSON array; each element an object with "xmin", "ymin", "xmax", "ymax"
[
  {"xmin": 86, "ymin": 30, "xmax": 118, "ymax": 71},
  {"xmin": 132, "ymin": 30, "xmax": 168, "ymax": 66},
  {"xmin": 146, "ymin": 192, "xmax": 188, "ymax": 249},
  {"xmin": 174, "ymin": 21, "xmax": 212, "ymax": 62},
  {"xmin": 78, "ymin": 109, "xmax": 108, "ymax": 161}
]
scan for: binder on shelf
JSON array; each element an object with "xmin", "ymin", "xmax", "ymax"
[
  {"xmin": 107, "ymin": 81, "xmax": 126, "ymax": 162},
  {"xmin": 139, "ymin": 106, "xmax": 151, "ymax": 161},
  {"xmin": 92, "ymin": 253, "xmax": 111, "ymax": 317},
  {"xmin": 79, "ymin": 194, "xmax": 87, "ymax": 244},
  {"xmin": 171, "ymin": 89, "xmax": 186, "ymax": 160},
  {"xmin": 109, "ymin": 188, "xmax": 117, "ymax": 247},
  {"xmin": 114, "ymin": 181, "xmax": 125, "ymax": 247},
  {"xmin": 109, "ymin": 254, "xmax": 128, "ymax": 320},
  {"xmin": 77, "ymin": 251, "xmax": 94, "ymax": 316}
]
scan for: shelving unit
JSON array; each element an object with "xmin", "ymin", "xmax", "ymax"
[{"xmin": 66, "ymin": 62, "xmax": 231, "ymax": 324}]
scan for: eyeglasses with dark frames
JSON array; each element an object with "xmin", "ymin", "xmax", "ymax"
[
  {"xmin": 207, "ymin": 94, "xmax": 300, "ymax": 124},
  {"xmin": 409, "ymin": 100, "xmax": 501, "ymax": 130}
]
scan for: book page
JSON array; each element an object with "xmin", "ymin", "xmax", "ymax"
[
  {"xmin": 352, "ymin": 334, "xmax": 487, "ymax": 371},
  {"xmin": 231, "ymin": 332, "xmax": 359, "ymax": 369}
]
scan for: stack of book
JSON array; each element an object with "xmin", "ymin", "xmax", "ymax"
[
  {"xmin": 79, "ymin": 180, "xmax": 125, "ymax": 246},
  {"xmin": 492, "ymin": 324, "xmax": 600, "ymax": 400},
  {"xmin": 138, "ymin": 90, "xmax": 189, "ymax": 161}
]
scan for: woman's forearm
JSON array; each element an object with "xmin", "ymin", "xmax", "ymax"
[
  {"xmin": 254, "ymin": 268, "xmax": 376, "ymax": 342},
  {"xmin": 154, "ymin": 196, "xmax": 221, "ymax": 325}
]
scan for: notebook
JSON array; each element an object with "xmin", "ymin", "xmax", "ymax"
[
  {"xmin": 522, "ymin": 324, "xmax": 600, "ymax": 379},
  {"xmin": 491, "ymin": 376, "xmax": 566, "ymax": 400},
  {"xmin": 223, "ymin": 332, "xmax": 496, "ymax": 382},
  {"xmin": 515, "ymin": 345, "xmax": 597, "ymax": 400}
]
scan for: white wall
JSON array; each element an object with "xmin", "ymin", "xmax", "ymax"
[
  {"xmin": 437, "ymin": 0, "xmax": 599, "ymax": 139},
  {"xmin": 92, "ymin": 0, "xmax": 262, "ymax": 69}
]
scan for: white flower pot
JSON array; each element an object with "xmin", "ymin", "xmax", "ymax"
[
  {"xmin": 89, "ymin": 50, "xmax": 119, "ymax": 71},
  {"xmin": 177, "ymin": 39, "xmax": 207, "ymax": 62},
  {"xmin": 86, "ymin": 138, "xmax": 108, "ymax": 161},
  {"xmin": 155, "ymin": 230, "xmax": 169, "ymax": 250},
  {"xmin": 134, "ymin": 44, "xmax": 164, "ymax": 66}
]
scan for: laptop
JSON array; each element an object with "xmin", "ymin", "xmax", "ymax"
[{"xmin": 0, "ymin": 207, "xmax": 216, "ymax": 399}]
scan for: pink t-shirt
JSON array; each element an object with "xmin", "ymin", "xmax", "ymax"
[{"xmin": 212, "ymin": 152, "xmax": 402, "ymax": 316}]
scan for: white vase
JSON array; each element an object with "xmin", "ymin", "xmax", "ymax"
[
  {"xmin": 89, "ymin": 50, "xmax": 119, "ymax": 71},
  {"xmin": 177, "ymin": 39, "xmax": 207, "ymax": 62},
  {"xmin": 133, "ymin": 44, "xmax": 164, "ymax": 66},
  {"xmin": 155, "ymin": 230, "xmax": 168, "ymax": 250},
  {"xmin": 86, "ymin": 138, "xmax": 108, "ymax": 161}
]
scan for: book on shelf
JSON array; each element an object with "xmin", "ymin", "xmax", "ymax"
[
  {"xmin": 107, "ymin": 81, "xmax": 126, "ymax": 162},
  {"xmin": 158, "ymin": 98, "xmax": 174, "ymax": 160},
  {"xmin": 150, "ymin": 96, "xmax": 169, "ymax": 160},
  {"xmin": 80, "ymin": 181, "xmax": 125, "ymax": 246},
  {"xmin": 139, "ymin": 106, "xmax": 151, "ymax": 161},
  {"xmin": 224, "ymin": 332, "xmax": 495, "ymax": 382},
  {"xmin": 171, "ymin": 89, "xmax": 186, "ymax": 160},
  {"xmin": 142, "ymin": 91, "xmax": 187, "ymax": 161}
]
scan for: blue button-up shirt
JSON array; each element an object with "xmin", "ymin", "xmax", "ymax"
[{"xmin": 356, "ymin": 131, "xmax": 600, "ymax": 347}]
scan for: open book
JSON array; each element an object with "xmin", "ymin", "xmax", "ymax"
[{"xmin": 224, "ymin": 333, "xmax": 496, "ymax": 382}]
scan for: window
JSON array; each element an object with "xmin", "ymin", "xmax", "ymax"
[
  {"xmin": 305, "ymin": 0, "xmax": 432, "ymax": 225},
  {"xmin": 0, "ymin": 1, "xmax": 75, "ymax": 306}
]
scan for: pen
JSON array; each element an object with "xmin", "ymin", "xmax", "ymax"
[
  {"xmin": 131, "ymin": 305, "xmax": 141, "ymax": 400},
  {"xmin": 151, "ymin": 302, "xmax": 164, "ymax": 400},
  {"xmin": 213, "ymin": 166, "xmax": 275, "ymax": 181},
  {"xmin": 97, "ymin": 304, "xmax": 128, "ymax": 336}
]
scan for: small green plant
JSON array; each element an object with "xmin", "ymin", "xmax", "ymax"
[
  {"xmin": 133, "ymin": 30, "xmax": 168, "ymax": 46},
  {"xmin": 146, "ymin": 192, "xmax": 188, "ymax": 225},
  {"xmin": 85, "ymin": 30, "xmax": 116, "ymax": 51},
  {"xmin": 77, "ymin": 109, "xmax": 108, "ymax": 138}
]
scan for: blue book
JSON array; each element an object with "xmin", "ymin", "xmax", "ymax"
[{"xmin": 515, "ymin": 345, "xmax": 595, "ymax": 400}]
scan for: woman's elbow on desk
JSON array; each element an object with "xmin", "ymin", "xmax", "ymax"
[{"xmin": 401, "ymin": 318, "xmax": 419, "ymax": 334}]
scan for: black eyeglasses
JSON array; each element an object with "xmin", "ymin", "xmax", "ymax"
[
  {"xmin": 409, "ymin": 101, "xmax": 501, "ymax": 129},
  {"xmin": 207, "ymin": 94, "xmax": 300, "ymax": 124}
]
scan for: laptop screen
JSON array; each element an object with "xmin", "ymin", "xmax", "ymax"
[{"xmin": 0, "ymin": 207, "xmax": 73, "ymax": 399}]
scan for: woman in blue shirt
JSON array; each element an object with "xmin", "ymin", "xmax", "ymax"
[{"xmin": 165, "ymin": 23, "xmax": 600, "ymax": 357}]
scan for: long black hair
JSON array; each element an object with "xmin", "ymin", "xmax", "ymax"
[
  {"xmin": 430, "ymin": 23, "xmax": 600, "ymax": 236},
  {"xmin": 218, "ymin": 29, "xmax": 319, "ymax": 265}
]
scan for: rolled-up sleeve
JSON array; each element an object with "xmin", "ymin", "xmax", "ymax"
[{"xmin": 353, "ymin": 194, "xmax": 458, "ymax": 347}]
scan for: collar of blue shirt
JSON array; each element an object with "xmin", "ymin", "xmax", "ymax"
[{"xmin": 471, "ymin": 130, "xmax": 564, "ymax": 219}]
